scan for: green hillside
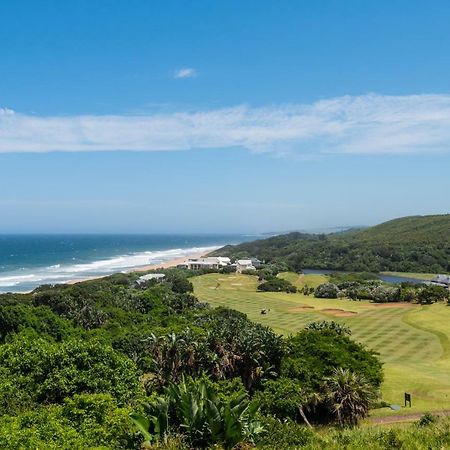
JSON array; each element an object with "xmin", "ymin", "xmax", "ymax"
[
  {"xmin": 353, "ymin": 215, "xmax": 450, "ymax": 244},
  {"xmin": 211, "ymin": 215, "xmax": 450, "ymax": 273}
]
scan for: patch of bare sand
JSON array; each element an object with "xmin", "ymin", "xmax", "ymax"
[{"xmin": 288, "ymin": 306, "xmax": 315, "ymax": 312}]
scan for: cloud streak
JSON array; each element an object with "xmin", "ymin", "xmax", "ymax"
[
  {"xmin": 174, "ymin": 68, "xmax": 196, "ymax": 78},
  {"xmin": 2, "ymin": 94, "xmax": 450, "ymax": 154}
]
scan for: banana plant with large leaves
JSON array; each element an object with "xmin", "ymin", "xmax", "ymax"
[{"xmin": 130, "ymin": 376, "xmax": 263, "ymax": 449}]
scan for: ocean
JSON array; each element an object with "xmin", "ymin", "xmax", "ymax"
[{"xmin": 0, "ymin": 234, "xmax": 251, "ymax": 293}]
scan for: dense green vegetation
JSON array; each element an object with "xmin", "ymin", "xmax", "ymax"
[
  {"xmin": 312, "ymin": 273, "xmax": 450, "ymax": 304},
  {"xmin": 258, "ymin": 277, "xmax": 297, "ymax": 293},
  {"xmin": 212, "ymin": 214, "xmax": 450, "ymax": 273},
  {"xmin": 0, "ymin": 270, "xmax": 386, "ymax": 449}
]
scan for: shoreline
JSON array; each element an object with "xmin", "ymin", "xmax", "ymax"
[{"xmin": 65, "ymin": 248, "xmax": 218, "ymax": 286}]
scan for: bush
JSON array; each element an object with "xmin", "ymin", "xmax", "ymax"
[
  {"xmin": 305, "ymin": 321, "xmax": 351, "ymax": 335},
  {"xmin": 419, "ymin": 284, "xmax": 450, "ymax": 304},
  {"xmin": 0, "ymin": 335, "xmax": 140, "ymax": 408},
  {"xmin": 258, "ymin": 278, "xmax": 297, "ymax": 293},
  {"xmin": 418, "ymin": 412, "xmax": 438, "ymax": 427},
  {"xmin": 282, "ymin": 329, "xmax": 383, "ymax": 391},
  {"xmin": 0, "ymin": 304, "xmax": 75, "ymax": 343},
  {"xmin": 255, "ymin": 378, "xmax": 307, "ymax": 420},
  {"xmin": 0, "ymin": 395, "xmax": 138, "ymax": 449},
  {"xmin": 131, "ymin": 377, "xmax": 264, "ymax": 449},
  {"xmin": 314, "ymin": 283, "xmax": 339, "ymax": 298},
  {"xmin": 256, "ymin": 417, "xmax": 317, "ymax": 449}
]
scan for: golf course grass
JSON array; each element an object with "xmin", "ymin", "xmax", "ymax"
[{"xmin": 192, "ymin": 272, "xmax": 450, "ymax": 417}]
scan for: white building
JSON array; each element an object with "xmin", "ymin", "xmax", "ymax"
[
  {"xmin": 177, "ymin": 256, "xmax": 232, "ymax": 270},
  {"xmin": 236, "ymin": 259, "xmax": 256, "ymax": 273},
  {"xmin": 217, "ymin": 257, "xmax": 231, "ymax": 266}
]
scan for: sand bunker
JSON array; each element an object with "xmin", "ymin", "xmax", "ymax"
[
  {"xmin": 231, "ymin": 283, "xmax": 243, "ymax": 286},
  {"xmin": 289, "ymin": 306, "xmax": 315, "ymax": 312},
  {"xmin": 320, "ymin": 308, "xmax": 358, "ymax": 317}
]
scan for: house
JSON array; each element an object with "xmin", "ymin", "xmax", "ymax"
[
  {"xmin": 177, "ymin": 256, "xmax": 232, "ymax": 270},
  {"xmin": 430, "ymin": 274, "xmax": 450, "ymax": 287},
  {"xmin": 217, "ymin": 257, "xmax": 231, "ymax": 266},
  {"xmin": 136, "ymin": 273, "xmax": 166, "ymax": 285},
  {"xmin": 236, "ymin": 259, "xmax": 256, "ymax": 273},
  {"xmin": 250, "ymin": 257, "xmax": 263, "ymax": 269}
]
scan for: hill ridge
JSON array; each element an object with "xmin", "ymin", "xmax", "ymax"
[{"xmin": 211, "ymin": 214, "xmax": 450, "ymax": 273}]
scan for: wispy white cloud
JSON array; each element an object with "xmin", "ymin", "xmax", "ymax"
[
  {"xmin": 2, "ymin": 94, "xmax": 450, "ymax": 154},
  {"xmin": 0, "ymin": 107, "xmax": 15, "ymax": 116},
  {"xmin": 174, "ymin": 68, "xmax": 196, "ymax": 78}
]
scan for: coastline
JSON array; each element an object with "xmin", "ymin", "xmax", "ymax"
[{"xmin": 65, "ymin": 248, "xmax": 217, "ymax": 286}]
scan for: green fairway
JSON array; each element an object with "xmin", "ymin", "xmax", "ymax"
[{"xmin": 192, "ymin": 272, "xmax": 450, "ymax": 416}]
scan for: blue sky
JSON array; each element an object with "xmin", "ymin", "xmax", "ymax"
[{"xmin": 0, "ymin": 0, "xmax": 450, "ymax": 233}]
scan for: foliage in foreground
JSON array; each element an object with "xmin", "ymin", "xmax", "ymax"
[
  {"xmin": 0, "ymin": 270, "xmax": 384, "ymax": 449},
  {"xmin": 131, "ymin": 377, "xmax": 263, "ymax": 449},
  {"xmin": 257, "ymin": 415, "xmax": 450, "ymax": 450}
]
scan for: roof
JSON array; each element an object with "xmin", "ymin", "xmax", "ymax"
[
  {"xmin": 237, "ymin": 259, "xmax": 253, "ymax": 265},
  {"xmin": 137, "ymin": 273, "xmax": 166, "ymax": 282},
  {"xmin": 187, "ymin": 260, "xmax": 219, "ymax": 266},
  {"xmin": 432, "ymin": 274, "xmax": 450, "ymax": 284}
]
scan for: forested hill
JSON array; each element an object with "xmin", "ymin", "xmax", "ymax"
[{"xmin": 211, "ymin": 215, "xmax": 450, "ymax": 273}]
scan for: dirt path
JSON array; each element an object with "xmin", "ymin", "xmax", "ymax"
[{"xmin": 369, "ymin": 409, "xmax": 450, "ymax": 424}]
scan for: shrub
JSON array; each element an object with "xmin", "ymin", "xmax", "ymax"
[
  {"xmin": 282, "ymin": 329, "xmax": 383, "ymax": 391},
  {"xmin": 257, "ymin": 418, "xmax": 318, "ymax": 448},
  {"xmin": 0, "ymin": 396, "xmax": 138, "ymax": 450},
  {"xmin": 131, "ymin": 377, "xmax": 264, "ymax": 449},
  {"xmin": 255, "ymin": 378, "xmax": 307, "ymax": 420},
  {"xmin": 258, "ymin": 278, "xmax": 297, "ymax": 293},
  {"xmin": 0, "ymin": 335, "xmax": 140, "ymax": 408},
  {"xmin": 418, "ymin": 411, "xmax": 438, "ymax": 427},
  {"xmin": 314, "ymin": 283, "xmax": 339, "ymax": 298},
  {"xmin": 305, "ymin": 321, "xmax": 351, "ymax": 335},
  {"xmin": 419, "ymin": 284, "xmax": 450, "ymax": 304}
]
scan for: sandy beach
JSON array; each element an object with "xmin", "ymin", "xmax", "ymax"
[{"xmin": 66, "ymin": 248, "xmax": 218, "ymax": 285}]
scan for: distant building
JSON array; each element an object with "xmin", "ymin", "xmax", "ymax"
[
  {"xmin": 177, "ymin": 256, "xmax": 231, "ymax": 270},
  {"xmin": 250, "ymin": 257, "xmax": 263, "ymax": 268},
  {"xmin": 136, "ymin": 273, "xmax": 166, "ymax": 285},
  {"xmin": 236, "ymin": 259, "xmax": 256, "ymax": 273},
  {"xmin": 430, "ymin": 274, "xmax": 450, "ymax": 287},
  {"xmin": 217, "ymin": 257, "xmax": 231, "ymax": 266}
]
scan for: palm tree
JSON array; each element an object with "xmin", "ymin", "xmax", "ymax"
[{"xmin": 324, "ymin": 367, "xmax": 378, "ymax": 426}]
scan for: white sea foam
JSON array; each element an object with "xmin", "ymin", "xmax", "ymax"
[{"xmin": 0, "ymin": 245, "xmax": 218, "ymax": 291}]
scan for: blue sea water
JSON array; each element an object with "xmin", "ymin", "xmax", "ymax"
[{"xmin": 0, "ymin": 234, "xmax": 251, "ymax": 293}]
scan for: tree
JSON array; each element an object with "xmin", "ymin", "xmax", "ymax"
[
  {"xmin": 258, "ymin": 278, "xmax": 297, "ymax": 293},
  {"xmin": 323, "ymin": 367, "xmax": 378, "ymax": 427},
  {"xmin": 282, "ymin": 328, "xmax": 383, "ymax": 391},
  {"xmin": 314, "ymin": 283, "xmax": 339, "ymax": 299},
  {"xmin": 206, "ymin": 309, "xmax": 284, "ymax": 391},
  {"xmin": 0, "ymin": 335, "xmax": 139, "ymax": 407},
  {"xmin": 418, "ymin": 284, "xmax": 450, "ymax": 304}
]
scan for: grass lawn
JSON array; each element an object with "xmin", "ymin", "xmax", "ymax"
[{"xmin": 192, "ymin": 272, "xmax": 450, "ymax": 417}]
